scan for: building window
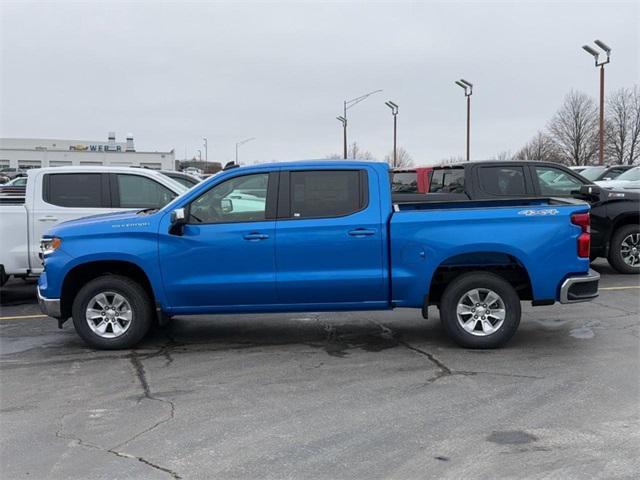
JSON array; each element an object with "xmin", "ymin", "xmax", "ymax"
[
  {"xmin": 80, "ymin": 161, "xmax": 103, "ymax": 166},
  {"xmin": 49, "ymin": 161, "xmax": 73, "ymax": 167},
  {"xmin": 18, "ymin": 160, "xmax": 42, "ymax": 170},
  {"xmin": 0, "ymin": 160, "xmax": 10, "ymax": 169}
]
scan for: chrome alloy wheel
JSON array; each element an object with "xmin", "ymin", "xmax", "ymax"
[
  {"xmin": 85, "ymin": 292, "xmax": 133, "ymax": 339},
  {"xmin": 620, "ymin": 233, "xmax": 640, "ymax": 268},
  {"xmin": 456, "ymin": 288, "xmax": 506, "ymax": 336}
]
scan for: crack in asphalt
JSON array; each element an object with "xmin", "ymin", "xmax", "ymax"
[
  {"xmin": 55, "ymin": 413, "xmax": 182, "ymax": 479},
  {"xmin": 53, "ymin": 353, "xmax": 180, "ymax": 479},
  {"xmin": 110, "ymin": 353, "xmax": 177, "ymax": 450},
  {"xmin": 369, "ymin": 320, "xmax": 543, "ymax": 385}
]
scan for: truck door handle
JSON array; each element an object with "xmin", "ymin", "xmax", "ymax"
[
  {"xmin": 39, "ymin": 216, "xmax": 58, "ymax": 222},
  {"xmin": 243, "ymin": 232, "xmax": 269, "ymax": 241},
  {"xmin": 348, "ymin": 228, "xmax": 376, "ymax": 237}
]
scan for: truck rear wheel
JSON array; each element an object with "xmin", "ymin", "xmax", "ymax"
[
  {"xmin": 439, "ymin": 272, "xmax": 521, "ymax": 349},
  {"xmin": 608, "ymin": 224, "xmax": 640, "ymax": 274},
  {"xmin": 71, "ymin": 275, "xmax": 152, "ymax": 350}
]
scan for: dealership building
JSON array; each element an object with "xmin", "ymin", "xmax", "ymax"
[{"xmin": 0, "ymin": 133, "xmax": 175, "ymax": 171}]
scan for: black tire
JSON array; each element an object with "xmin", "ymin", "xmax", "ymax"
[
  {"xmin": 608, "ymin": 224, "xmax": 640, "ymax": 274},
  {"xmin": 72, "ymin": 275, "xmax": 153, "ymax": 350},
  {"xmin": 440, "ymin": 272, "xmax": 521, "ymax": 349}
]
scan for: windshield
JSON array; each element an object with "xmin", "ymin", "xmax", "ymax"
[
  {"xmin": 615, "ymin": 167, "xmax": 640, "ymax": 181},
  {"xmin": 580, "ymin": 166, "xmax": 607, "ymax": 181}
]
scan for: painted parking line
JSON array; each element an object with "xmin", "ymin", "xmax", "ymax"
[
  {"xmin": 0, "ymin": 314, "xmax": 47, "ymax": 321},
  {"xmin": 599, "ymin": 286, "xmax": 640, "ymax": 291}
]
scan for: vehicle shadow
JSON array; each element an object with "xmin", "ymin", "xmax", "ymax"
[{"xmin": 139, "ymin": 313, "xmax": 452, "ymax": 359}]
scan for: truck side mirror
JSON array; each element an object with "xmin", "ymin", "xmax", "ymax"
[
  {"xmin": 579, "ymin": 184, "xmax": 601, "ymax": 197},
  {"xmin": 221, "ymin": 198, "xmax": 233, "ymax": 213},
  {"xmin": 170, "ymin": 207, "xmax": 187, "ymax": 235}
]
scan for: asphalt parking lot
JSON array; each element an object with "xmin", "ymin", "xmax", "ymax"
[{"xmin": 1, "ymin": 259, "xmax": 638, "ymax": 480}]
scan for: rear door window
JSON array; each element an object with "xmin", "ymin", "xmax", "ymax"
[
  {"xmin": 288, "ymin": 170, "xmax": 366, "ymax": 219},
  {"xmin": 429, "ymin": 168, "xmax": 465, "ymax": 193},
  {"xmin": 478, "ymin": 166, "xmax": 526, "ymax": 196},
  {"xmin": 44, "ymin": 173, "xmax": 104, "ymax": 207}
]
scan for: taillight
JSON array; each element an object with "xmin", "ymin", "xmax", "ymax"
[{"xmin": 571, "ymin": 212, "xmax": 590, "ymax": 258}]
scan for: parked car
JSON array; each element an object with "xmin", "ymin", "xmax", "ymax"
[
  {"xmin": 0, "ymin": 166, "xmax": 188, "ymax": 286},
  {"xmin": 37, "ymin": 160, "xmax": 598, "ymax": 350},
  {"xmin": 417, "ymin": 161, "xmax": 639, "ymax": 274},
  {"xmin": 595, "ymin": 166, "xmax": 640, "ymax": 191},
  {"xmin": 160, "ymin": 170, "xmax": 201, "ymax": 188},
  {"xmin": 579, "ymin": 165, "xmax": 634, "ymax": 182},
  {"xmin": 0, "ymin": 175, "xmax": 27, "ymax": 196},
  {"xmin": 0, "ymin": 167, "xmax": 26, "ymax": 180}
]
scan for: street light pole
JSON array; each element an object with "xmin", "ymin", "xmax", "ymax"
[
  {"xmin": 455, "ymin": 79, "xmax": 473, "ymax": 161},
  {"xmin": 337, "ymin": 89, "xmax": 382, "ymax": 159},
  {"xmin": 203, "ymin": 137, "xmax": 208, "ymax": 163},
  {"xmin": 582, "ymin": 39, "xmax": 611, "ymax": 166},
  {"xmin": 235, "ymin": 137, "xmax": 255, "ymax": 164},
  {"xmin": 385, "ymin": 101, "xmax": 399, "ymax": 167},
  {"xmin": 197, "ymin": 149, "xmax": 202, "ymax": 161},
  {"xmin": 336, "ymin": 116, "xmax": 347, "ymax": 159}
]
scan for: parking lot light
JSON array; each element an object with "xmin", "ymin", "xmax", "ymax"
[
  {"xmin": 582, "ymin": 39, "xmax": 612, "ymax": 166},
  {"xmin": 235, "ymin": 137, "xmax": 255, "ymax": 164},
  {"xmin": 385, "ymin": 101, "xmax": 399, "ymax": 168},
  {"xmin": 455, "ymin": 78, "xmax": 473, "ymax": 161},
  {"xmin": 338, "ymin": 89, "xmax": 382, "ymax": 159}
]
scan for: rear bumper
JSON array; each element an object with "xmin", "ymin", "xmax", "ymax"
[
  {"xmin": 37, "ymin": 286, "xmax": 61, "ymax": 319},
  {"xmin": 559, "ymin": 269, "xmax": 600, "ymax": 304}
]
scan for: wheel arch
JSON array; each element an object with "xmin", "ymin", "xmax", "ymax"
[
  {"xmin": 427, "ymin": 251, "xmax": 533, "ymax": 306},
  {"xmin": 60, "ymin": 260, "xmax": 156, "ymax": 320}
]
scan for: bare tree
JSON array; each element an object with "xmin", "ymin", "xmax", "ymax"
[
  {"xmin": 548, "ymin": 90, "xmax": 598, "ymax": 166},
  {"xmin": 384, "ymin": 147, "xmax": 413, "ymax": 168},
  {"xmin": 489, "ymin": 151, "xmax": 514, "ymax": 161},
  {"xmin": 514, "ymin": 131, "xmax": 559, "ymax": 162},
  {"xmin": 606, "ymin": 86, "xmax": 640, "ymax": 165},
  {"xmin": 326, "ymin": 142, "xmax": 375, "ymax": 160}
]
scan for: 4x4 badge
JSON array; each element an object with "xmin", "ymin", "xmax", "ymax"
[{"xmin": 518, "ymin": 208, "xmax": 560, "ymax": 216}]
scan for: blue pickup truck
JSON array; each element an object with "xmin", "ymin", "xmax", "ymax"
[{"xmin": 37, "ymin": 161, "xmax": 600, "ymax": 350}]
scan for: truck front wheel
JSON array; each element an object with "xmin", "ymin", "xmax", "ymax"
[
  {"xmin": 71, "ymin": 275, "xmax": 153, "ymax": 350},
  {"xmin": 439, "ymin": 272, "xmax": 521, "ymax": 349}
]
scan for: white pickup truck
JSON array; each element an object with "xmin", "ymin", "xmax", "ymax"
[{"xmin": 0, "ymin": 166, "xmax": 187, "ymax": 286}]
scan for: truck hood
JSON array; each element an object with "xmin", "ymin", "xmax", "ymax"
[{"xmin": 47, "ymin": 210, "xmax": 158, "ymax": 237}]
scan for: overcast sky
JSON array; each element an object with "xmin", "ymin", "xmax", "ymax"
[{"xmin": 1, "ymin": 1, "xmax": 638, "ymax": 165}]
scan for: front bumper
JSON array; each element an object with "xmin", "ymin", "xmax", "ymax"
[
  {"xmin": 37, "ymin": 286, "xmax": 61, "ymax": 319},
  {"xmin": 559, "ymin": 269, "xmax": 600, "ymax": 304}
]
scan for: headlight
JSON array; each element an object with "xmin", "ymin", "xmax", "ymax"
[{"xmin": 40, "ymin": 237, "xmax": 62, "ymax": 256}]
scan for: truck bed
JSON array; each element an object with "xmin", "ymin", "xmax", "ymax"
[{"xmin": 389, "ymin": 197, "xmax": 590, "ymax": 307}]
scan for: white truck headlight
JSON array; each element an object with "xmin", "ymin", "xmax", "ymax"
[{"xmin": 40, "ymin": 237, "xmax": 62, "ymax": 256}]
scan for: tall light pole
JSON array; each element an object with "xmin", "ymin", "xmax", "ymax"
[
  {"xmin": 337, "ymin": 89, "xmax": 382, "ymax": 158},
  {"xmin": 582, "ymin": 39, "xmax": 611, "ymax": 166},
  {"xmin": 336, "ymin": 116, "xmax": 347, "ymax": 159},
  {"xmin": 385, "ymin": 101, "xmax": 399, "ymax": 167},
  {"xmin": 455, "ymin": 79, "xmax": 473, "ymax": 162},
  {"xmin": 235, "ymin": 137, "xmax": 255, "ymax": 164},
  {"xmin": 197, "ymin": 149, "xmax": 202, "ymax": 161},
  {"xmin": 203, "ymin": 137, "xmax": 208, "ymax": 163}
]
